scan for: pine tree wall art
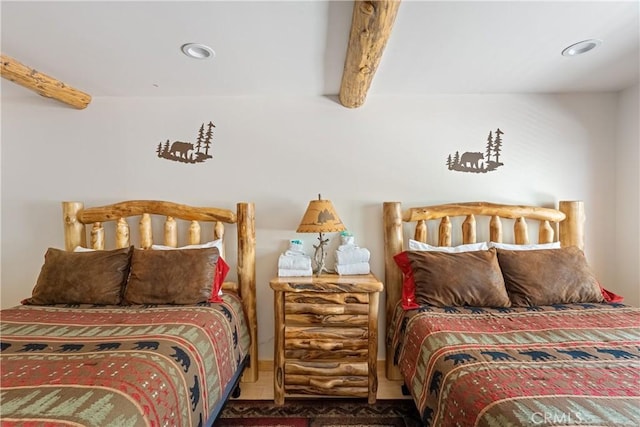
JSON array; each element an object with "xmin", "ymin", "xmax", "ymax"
[
  {"xmin": 446, "ymin": 128, "xmax": 505, "ymax": 173},
  {"xmin": 157, "ymin": 121, "xmax": 216, "ymax": 164}
]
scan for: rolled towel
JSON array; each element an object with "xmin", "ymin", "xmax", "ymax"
[
  {"xmin": 278, "ymin": 268, "xmax": 313, "ymax": 277},
  {"xmin": 335, "ymin": 247, "xmax": 370, "ymax": 265},
  {"xmin": 278, "ymin": 254, "xmax": 312, "ymax": 270},
  {"xmin": 341, "ymin": 234, "xmax": 355, "ymax": 246},
  {"xmin": 336, "ymin": 262, "xmax": 370, "ymax": 275}
]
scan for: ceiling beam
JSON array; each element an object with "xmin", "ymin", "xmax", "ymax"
[
  {"xmin": 339, "ymin": 0, "xmax": 401, "ymax": 108},
  {"xmin": 1, "ymin": 54, "xmax": 91, "ymax": 109}
]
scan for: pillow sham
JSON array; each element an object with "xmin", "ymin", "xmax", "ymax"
[
  {"xmin": 408, "ymin": 239, "xmax": 489, "ymax": 252},
  {"xmin": 394, "ymin": 248, "xmax": 511, "ymax": 309},
  {"xmin": 25, "ymin": 246, "xmax": 133, "ymax": 305},
  {"xmin": 124, "ymin": 247, "xmax": 221, "ymax": 305},
  {"xmin": 150, "ymin": 240, "xmax": 228, "ymax": 302},
  {"xmin": 489, "ymin": 241, "xmax": 560, "ymax": 250},
  {"xmin": 496, "ymin": 246, "xmax": 604, "ymax": 306}
]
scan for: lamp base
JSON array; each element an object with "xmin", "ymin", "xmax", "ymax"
[{"xmin": 312, "ymin": 232, "xmax": 330, "ymax": 276}]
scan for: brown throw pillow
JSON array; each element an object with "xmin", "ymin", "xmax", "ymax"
[
  {"xmin": 395, "ymin": 248, "xmax": 511, "ymax": 308},
  {"xmin": 124, "ymin": 247, "xmax": 220, "ymax": 304},
  {"xmin": 496, "ymin": 246, "xmax": 604, "ymax": 306},
  {"xmin": 27, "ymin": 246, "xmax": 133, "ymax": 305}
]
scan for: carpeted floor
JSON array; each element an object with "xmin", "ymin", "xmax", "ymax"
[{"xmin": 213, "ymin": 398, "xmax": 422, "ymax": 427}]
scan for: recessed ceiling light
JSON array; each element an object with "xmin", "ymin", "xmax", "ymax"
[
  {"xmin": 561, "ymin": 39, "xmax": 602, "ymax": 57},
  {"xmin": 181, "ymin": 43, "xmax": 215, "ymax": 60}
]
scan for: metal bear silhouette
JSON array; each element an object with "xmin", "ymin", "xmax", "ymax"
[
  {"xmin": 157, "ymin": 121, "xmax": 215, "ymax": 164},
  {"xmin": 447, "ymin": 128, "xmax": 505, "ymax": 173}
]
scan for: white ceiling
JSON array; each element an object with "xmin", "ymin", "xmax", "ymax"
[{"xmin": 1, "ymin": 0, "xmax": 639, "ymax": 102}]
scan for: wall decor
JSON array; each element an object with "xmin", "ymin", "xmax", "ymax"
[
  {"xmin": 446, "ymin": 128, "xmax": 505, "ymax": 173},
  {"xmin": 156, "ymin": 121, "xmax": 216, "ymax": 164}
]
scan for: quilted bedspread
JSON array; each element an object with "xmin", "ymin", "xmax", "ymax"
[
  {"xmin": 389, "ymin": 303, "xmax": 640, "ymax": 427},
  {"xmin": 0, "ymin": 293, "xmax": 250, "ymax": 427}
]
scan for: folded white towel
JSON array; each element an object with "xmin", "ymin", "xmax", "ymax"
[
  {"xmin": 284, "ymin": 249, "xmax": 306, "ymax": 256},
  {"xmin": 336, "ymin": 262, "xmax": 370, "ymax": 275},
  {"xmin": 278, "ymin": 254, "xmax": 312, "ymax": 270},
  {"xmin": 336, "ymin": 247, "xmax": 370, "ymax": 265},
  {"xmin": 278, "ymin": 268, "xmax": 313, "ymax": 277}
]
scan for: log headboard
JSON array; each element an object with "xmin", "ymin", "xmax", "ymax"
[
  {"xmin": 62, "ymin": 199, "xmax": 258, "ymax": 382},
  {"xmin": 382, "ymin": 200, "xmax": 585, "ymax": 380}
]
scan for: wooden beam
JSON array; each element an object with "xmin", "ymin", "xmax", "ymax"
[
  {"xmin": 1, "ymin": 54, "xmax": 91, "ymax": 109},
  {"xmin": 339, "ymin": 0, "xmax": 401, "ymax": 109}
]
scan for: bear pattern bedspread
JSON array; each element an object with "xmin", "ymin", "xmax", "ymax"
[
  {"xmin": 0, "ymin": 293, "xmax": 250, "ymax": 427},
  {"xmin": 389, "ymin": 303, "xmax": 640, "ymax": 427}
]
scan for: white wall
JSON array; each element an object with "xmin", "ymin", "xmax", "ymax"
[
  {"xmin": 615, "ymin": 84, "xmax": 640, "ymax": 305},
  {"xmin": 1, "ymin": 92, "xmax": 629, "ymax": 360}
]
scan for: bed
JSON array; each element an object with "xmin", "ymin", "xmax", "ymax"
[
  {"xmin": 0, "ymin": 200, "xmax": 257, "ymax": 427},
  {"xmin": 383, "ymin": 200, "xmax": 640, "ymax": 427}
]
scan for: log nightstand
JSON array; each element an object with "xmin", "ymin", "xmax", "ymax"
[{"xmin": 270, "ymin": 273, "xmax": 384, "ymax": 405}]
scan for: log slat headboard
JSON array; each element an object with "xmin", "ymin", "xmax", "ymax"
[
  {"xmin": 382, "ymin": 200, "xmax": 585, "ymax": 380},
  {"xmin": 62, "ymin": 200, "xmax": 258, "ymax": 382}
]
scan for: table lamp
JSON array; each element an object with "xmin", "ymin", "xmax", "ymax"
[{"xmin": 296, "ymin": 194, "xmax": 346, "ymax": 275}]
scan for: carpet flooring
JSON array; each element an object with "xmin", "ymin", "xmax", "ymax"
[{"xmin": 213, "ymin": 398, "xmax": 422, "ymax": 427}]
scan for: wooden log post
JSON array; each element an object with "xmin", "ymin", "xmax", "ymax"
[
  {"xmin": 139, "ymin": 213, "xmax": 152, "ymax": 249},
  {"xmin": 462, "ymin": 214, "xmax": 476, "ymax": 244},
  {"xmin": 237, "ymin": 202, "xmax": 258, "ymax": 382},
  {"xmin": 1, "ymin": 54, "xmax": 91, "ymax": 109},
  {"xmin": 415, "ymin": 220, "xmax": 427, "ymax": 242},
  {"xmin": 63, "ymin": 202, "xmax": 86, "ymax": 251},
  {"xmin": 439, "ymin": 216, "xmax": 452, "ymax": 246},
  {"xmin": 514, "ymin": 217, "xmax": 529, "ymax": 244},
  {"xmin": 490, "ymin": 215, "xmax": 502, "ymax": 243},
  {"xmin": 116, "ymin": 218, "xmax": 130, "ymax": 248},
  {"xmin": 164, "ymin": 216, "xmax": 177, "ymax": 247},
  {"xmin": 559, "ymin": 201, "xmax": 585, "ymax": 249},
  {"xmin": 339, "ymin": 0, "xmax": 401, "ymax": 108},
  {"xmin": 91, "ymin": 222, "xmax": 105, "ymax": 250},
  {"xmin": 383, "ymin": 202, "xmax": 403, "ymax": 380},
  {"xmin": 189, "ymin": 221, "xmax": 201, "ymax": 245}
]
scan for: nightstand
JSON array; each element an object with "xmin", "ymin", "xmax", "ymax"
[{"xmin": 270, "ymin": 273, "xmax": 383, "ymax": 405}]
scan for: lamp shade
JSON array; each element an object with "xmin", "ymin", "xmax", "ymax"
[{"xmin": 296, "ymin": 198, "xmax": 346, "ymax": 233}]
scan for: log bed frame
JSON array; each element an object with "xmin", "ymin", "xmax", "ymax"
[
  {"xmin": 382, "ymin": 200, "xmax": 585, "ymax": 380},
  {"xmin": 62, "ymin": 200, "xmax": 258, "ymax": 383}
]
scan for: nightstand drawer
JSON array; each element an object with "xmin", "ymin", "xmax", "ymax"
[
  {"xmin": 284, "ymin": 326, "xmax": 368, "ymax": 359},
  {"xmin": 284, "ymin": 292, "xmax": 369, "ymax": 305},
  {"xmin": 284, "ymin": 360, "xmax": 369, "ymax": 397}
]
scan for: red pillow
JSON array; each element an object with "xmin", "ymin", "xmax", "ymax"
[
  {"xmin": 209, "ymin": 257, "xmax": 230, "ymax": 303},
  {"xmin": 394, "ymin": 251, "xmax": 420, "ymax": 310},
  {"xmin": 599, "ymin": 284, "xmax": 624, "ymax": 303}
]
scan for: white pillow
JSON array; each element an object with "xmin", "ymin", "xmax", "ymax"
[
  {"xmin": 408, "ymin": 239, "xmax": 489, "ymax": 253},
  {"xmin": 74, "ymin": 246, "xmax": 95, "ymax": 252},
  {"xmin": 151, "ymin": 239, "xmax": 223, "ymax": 252},
  {"xmin": 488, "ymin": 241, "xmax": 560, "ymax": 250}
]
